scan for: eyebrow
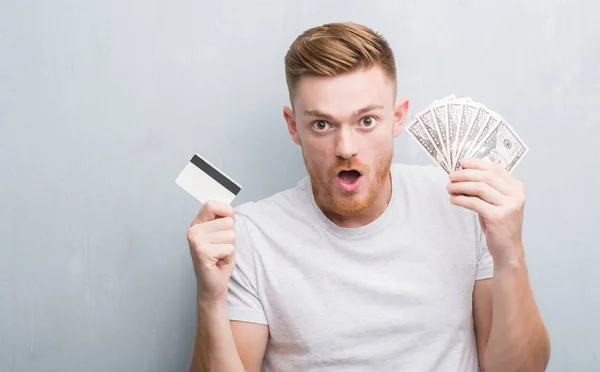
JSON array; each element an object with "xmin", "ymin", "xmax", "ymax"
[{"xmin": 303, "ymin": 104, "xmax": 384, "ymax": 120}]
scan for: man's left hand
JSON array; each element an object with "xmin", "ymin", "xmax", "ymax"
[{"xmin": 447, "ymin": 158, "xmax": 526, "ymax": 267}]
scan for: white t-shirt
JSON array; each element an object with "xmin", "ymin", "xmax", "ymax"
[{"xmin": 227, "ymin": 163, "xmax": 493, "ymax": 371}]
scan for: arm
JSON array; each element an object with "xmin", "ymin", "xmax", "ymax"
[
  {"xmin": 186, "ymin": 201, "xmax": 269, "ymax": 372},
  {"xmin": 190, "ymin": 299, "xmax": 243, "ymax": 372},
  {"xmin": 230, "ymin": 320, "xmax": 269, "ymax": 370},
  {"xmin": 474, "ymin": 270, "xmax": 550, "ymax": 371},
  {"xmin": 448, "ymin": 158, "xmax": 550, "ymax": 371},
  {"xmin": 189, "ymin": 299, "xmax": 268, "ymax": 372}
]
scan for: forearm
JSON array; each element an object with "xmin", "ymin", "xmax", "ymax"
[
  {"xmin": 189, "ymin": 297, "xmax": 245, "ymax": 372},
  {"xmin": 484, "ymin": 254, "xmax": 550, "ymax": 371}
]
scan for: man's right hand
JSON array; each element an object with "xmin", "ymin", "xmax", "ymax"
[
  {"xmin": 187, "ymin": 201, "xmax": 269, "ymax": 372},
  {"xmin": 186, "ymin": 200, "xmax": 236, "ymax": 303}
]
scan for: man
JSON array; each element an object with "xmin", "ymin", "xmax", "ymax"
[{"xmin": 186, "ymin": 22, "xmax": 550, "ymax": 371}]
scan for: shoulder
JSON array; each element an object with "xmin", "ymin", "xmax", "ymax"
[
  {"xmin": 233, "ymin": 176, "xmax": 311, "ymax": 229},
  {"xmin": 391, "ymin": 162, "xmax": 479, "ymax": 228},
  {"xmin": 231, "ymin": 177, "xmax": 312, "ymax": 258},
  {"xmin": 391, "ymin": 162, "xmax": 450, "ymax": 198}
]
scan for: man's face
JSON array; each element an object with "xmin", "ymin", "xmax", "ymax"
[{"xmin": 284, "ymin": 66, "xmax": 408, "ymax": 218}]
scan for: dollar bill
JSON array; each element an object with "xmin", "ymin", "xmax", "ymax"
[
  {"xmin": 431, "ymin": 103, "xmax": 449, "ymax": 164},
  {"xmin": 453, "ymin": 102, "xmax": 478, "ymax": 170},
  {"xmin": 453, "ymin": 105, "xmax": 490, "ymax": 171},
  {"xmin": 469, "ymin": 120, "xmax": 529, "ymax": 172},
  {"xmin": 465, "ymin": 113, "xmax": 499, "ymax": 158},
  {"xmin": 417, "ymin": 109, "xmax": 448, "ymax": 165},
  {"xmin": 407, "ymin": 118, "xmax": 450, "ymax": 174},
  {"xmin": 445, "ymin": 102, "xmax": 462, "ymax": 168}
]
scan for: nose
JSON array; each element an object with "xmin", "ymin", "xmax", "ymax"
[{"xmin": 334, "ymin": 127, "xmax": 358, "ymax": 159}]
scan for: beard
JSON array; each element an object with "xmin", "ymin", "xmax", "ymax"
[{"xmin": 304, "ymin": 151, "xmax": 393, "ymax": 217}]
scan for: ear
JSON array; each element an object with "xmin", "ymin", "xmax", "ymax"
[
  {"xmin": 283, "ymin": 106, "xmax": 302, "ymax": 146},
  {"xmin": 392, "ymin": 97, "xmax": 409, "ymax": 138}
]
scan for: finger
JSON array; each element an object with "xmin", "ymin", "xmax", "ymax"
[
  {"xmin": 458, "ymin": 157, "xmax": 502, "ymax": 171},
  {"xmin": 458, "ymin": 158, "xmax": 524, "ymax": 194},
  {"xmin": 191, "ymin": 216, "xmax": 235, "ymax": 234},
  {"xmin": 449, "ymin": 194, "xmax": 496, "ymax": 219},
  {"xmin": 193, "ymin": 200, "xmax": 234, "ymax": 225},
  {"xmin": 448, "ymin": 169, "xmax": 513, "ymax": 196},
  {"xmin": 204, "ymin": 230, "xmax": 236, "ymax": 244},
  {"xmin": 447, "ymin": 181, "xmax": 506, "ymax": 206},
  {"xmin": 199, "ymin": 244, "xmax": 235, "ymax": 265}
]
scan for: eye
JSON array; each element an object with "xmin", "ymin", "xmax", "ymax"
[
  {"xmin": 312, "ymin": 120, "xmax": 331, "ymax": 132},
  {"xmin": 359, "ymin": 116, "xmax": 377, "ymax": 128}
]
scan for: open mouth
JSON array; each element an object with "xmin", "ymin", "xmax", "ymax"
[
  {"xmin": 336, "ymin": 169, "xmax": 363, "ymax": 191},
  {"xmin": 338, "ymin": 169, "xmax": 361, "ymax": 184}
]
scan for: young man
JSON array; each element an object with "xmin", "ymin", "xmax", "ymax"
[{"xmin": 186, "ymin": 22, "xmax": 550, "ymax": 372}]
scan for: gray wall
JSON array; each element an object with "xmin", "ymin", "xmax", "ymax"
[{"xmin": 1, "ymin": 1, "xmax": 598, "ymax": 371}]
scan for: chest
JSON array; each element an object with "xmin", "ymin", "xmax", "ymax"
[{"xmin": 256, "ymin": 225, "xmax": 479, "ymax": 359}]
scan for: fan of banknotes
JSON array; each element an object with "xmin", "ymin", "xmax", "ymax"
[{"xmin": 407, "ymin": 95, "xmax": 529, "ymax": 174}]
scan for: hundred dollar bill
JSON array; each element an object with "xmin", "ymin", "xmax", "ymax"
[
  {"xmin": 465, "ymin": 113, "xmax": 500, "ymax": 159},
  {"xmin": 453, "ymin": 105, "xmax": 490, "ymax": 171},
  {"xmin": 417, "ymin": 108, "xmax": 448, "ymax": 165},
  {"xmin": 453, "ymin": 102, "xmax": 478, "ymax": 170},
  {"xmin": 445, "ymin": 102, "xmax": 462, "ymax": 168},
  {"xmin": 469, "ymin": 120, "xmax": 529, "ymax": 172},
  {"xmin": 407, "ymin": 118, "xmax": 450, "ymax": 174},
  {"xmin": 431, "ymin": 103, "xmax": 450, "ymax": 164}
]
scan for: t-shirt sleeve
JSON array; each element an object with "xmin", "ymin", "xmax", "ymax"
[
  {"xmin": 475, "ymin": 218, "xmax": 494, "ymax": 280},
  {"xmin": 227, "ymin": 211, "xmax": 268, "ymax": 325}
]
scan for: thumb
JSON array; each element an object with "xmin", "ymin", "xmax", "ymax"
[{"xmin": 193, "ymin": 200, "xmax": 234, "ymax": 225}]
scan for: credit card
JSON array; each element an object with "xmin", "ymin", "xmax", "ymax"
[{"xmin": 175, "ymin": 154, "xmax": 241, "ymax": 204}]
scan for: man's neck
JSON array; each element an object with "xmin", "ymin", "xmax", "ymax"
[{"xmin": 320, "ymin": 172, "xmax": 393, "ymax": 228}]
